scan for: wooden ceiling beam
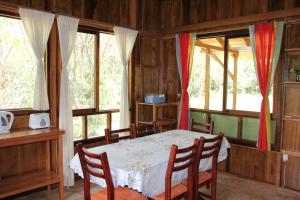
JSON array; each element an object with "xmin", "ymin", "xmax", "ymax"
[
  {"xmin": 195, "ymin": 40, "xmax": 238, "ymax": 54},
  {"xmin": 165, "ymin": 7, "xmax": 300, "ymax": 34}
]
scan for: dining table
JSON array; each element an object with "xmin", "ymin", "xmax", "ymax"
[{"xmin": 70, "ymin": 129, "xmax": 231, "ymax": 198}]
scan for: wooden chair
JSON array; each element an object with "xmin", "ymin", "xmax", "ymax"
[
  {"xmin": 190, "ymin": 119, "xmax": 214, "ymax": 134},
  {"xmin": 76, "ymin": 143, "xmax": 147, "ymax": 200},
  {"xmin": 105, "ymin": 123, "xmax": 137, "ymax": 144},
  {"xmin": 153, "ymin": 138, "xmax": 201, "ymax": 200},
  {"xmin": 193, "ymin": 133, "xmax": 224, "ymax": 200},
  {"xmin": 136, "ymin": 122, "xmax": 157, "ymax": 137}
]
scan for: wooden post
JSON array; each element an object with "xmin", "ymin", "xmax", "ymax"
[
  {"xmin": 233, "ymin": 53, "xmax": 239, "ymax": 110},
  {"xmin": 58, "ymin": 134, "xmax": 64, "ymax": 200},
  {"xmin": 95, "ymin": 33, "xmax": 100, "ymax": 111},
  {"xmin": 204, "ymin": 48, "xmax": 210, "ymax": 109},
  {"xmin": 106, "ymin": 113, "xmax": 112, "ymax": 130},
  {"xmin": 84, "ymin": 116, "xmax": 88, "ymax": 139}
]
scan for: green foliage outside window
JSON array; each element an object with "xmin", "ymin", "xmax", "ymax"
[{"xmin": 0, "ymin": 16, "xmax": 35, "ymax": 109}]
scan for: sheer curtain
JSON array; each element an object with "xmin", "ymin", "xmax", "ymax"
[
  {"xmin": 113, "ymin": 26, "xmax": 138, "ymax": 128},
  {"xmin": 57, "ymin": 15, "xmax": 79, "ymax": 186},
  {"xmin": 19, "ymin": 8, "xmax": 54, "ymax": 110}
]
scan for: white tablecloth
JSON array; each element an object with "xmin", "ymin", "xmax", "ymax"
[{"xmin": 70, "ymin": 129, "xmax": 231, "ymax": 197}]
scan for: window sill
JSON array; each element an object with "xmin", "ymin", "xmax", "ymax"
[
  {"xmin": 0, "ymin": 109, "xmax": 49, "ymax": 116},
  {"xmin": 190, "ymin": 108, "xmax": 274, "ymax": 118}
]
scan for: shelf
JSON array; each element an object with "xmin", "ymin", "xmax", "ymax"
[
  {"xmin": 285, "ymin": 48, "xmax": 300, "ymax": 52},
  {"xmin": 283, "ymin": 116, "xmax": 300, "ymax": 121},
  {"xmin": 281, "ymin": 150, "xmax": 300, "ymax": 158},
  {"xmin": 0, "ymin": 128, "xmax": 64, "ymax": 148},
  {"xmin": 137, "ymin": 102, "xmax": 179, "ymax": 107},
  {"xmin": 138, "ymin": 119, "xmax": 177, "ymax": 126},
  {"xmin": 0, "ymin": 170, "xmax": 60, "ymax": 199},
  {"xmin": 284, "ymin": 81, "xmax": 300, "ymax": 85}
]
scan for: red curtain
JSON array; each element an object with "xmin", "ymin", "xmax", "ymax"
[
  {"xmin": 178, "ymin": 34, "xmax": 191, "ymax": 130},
  {"xmin": 254, "ymin": 22, "xmax": 274, "ymax": 151}
]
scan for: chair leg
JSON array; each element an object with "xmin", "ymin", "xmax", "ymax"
[
  {"xmin": 211, "ymin": 180, "xmax": 217, "ymax": 200},
  {"xmin": 206, "ymin": 182, "xmax": 210, "ymax": 189}
]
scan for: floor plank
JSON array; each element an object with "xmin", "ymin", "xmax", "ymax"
[{"xmin": 12, "ymin": 172, "xmax": 300, "ymax": 200}]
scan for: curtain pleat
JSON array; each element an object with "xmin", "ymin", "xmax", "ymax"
[
  {"xmin": 249, "ymin": 21, "xmax": 283, "ymax": 151},
  {"xmin": 19, "ymin": 8, "xmax": 54, "ymax": 110},
  {"xmin": 175, "ymin": 33, "xmax": 196, "ymax": 130},
  {"xmin": 113, "ymin": 26, "xmax": 138, "ymax": 129},
  {"xmin": 57, "ymin": 15, "xmax": 79, "ymax": 186}
]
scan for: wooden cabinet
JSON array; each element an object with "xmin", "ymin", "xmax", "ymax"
[
  {"xmin": 0, "ymin": 129, "xmax": 64, "ymax": 199},
  {"xmin": 281, "ymin": 19, "xmax": 300, "ymax": 191},
  {"xmin": 135, "ymin": 102, "xmax": 179, "ymax": 132}
]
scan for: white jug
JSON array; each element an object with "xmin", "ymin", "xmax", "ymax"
[{"xmin": 0, "ymin": 111, "xmax": 14, "ymax": 134}]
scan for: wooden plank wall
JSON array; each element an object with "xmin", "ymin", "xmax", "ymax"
[
  {"xmin": 0, "ymin": 0, "xmax": 139, "ymax": 29},
  {"xmin": 160, "ymin": 0, "xmax": 300, "ymax": 30}
]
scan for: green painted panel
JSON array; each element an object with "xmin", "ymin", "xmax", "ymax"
[
  {"xmin": 190, "ymin": 111, "xmax": 206, "ymax": 123},
  {"xmin": 242, "ymin": 118, "xmax": 259, "ymax": 141},
  {"xmin": 242, "ymin": 117, "xmax": 276, "ymax": 144},
  {"xmin": 211, "ymin": 114, "xmax": 238, "ymax": 138}
]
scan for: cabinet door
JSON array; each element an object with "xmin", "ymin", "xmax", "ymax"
[
  {"xmin": 282, "ymin": 155, "xmax": 300, "ymax": 191},
  {"xmin": 282, "ymin": 120, "xmax": 300, "ymax": 151}
]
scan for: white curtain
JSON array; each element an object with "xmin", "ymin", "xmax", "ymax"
[
  {"xmin": 19, "ymin": 8, "xmax": 54, "ymax": 110},
  {"xmin": 57, "ymin": 15, "xmax": 79, "ymax": 187},
  {"xmin": 113, "ymin": 26, "xmax": 138, "ymax": 128}
]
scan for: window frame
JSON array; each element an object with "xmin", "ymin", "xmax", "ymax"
[
  {"xmin": 71, "ymin": 28, "xmax": 128, "ymax": 141},
  {"xmin": 0, "ymin": 14, "xmax": 49, "ymax": 115},
  {"xmin": 190, "ymin": 30, "xmax": 280, "ymax": 149},
  {"xmin": 192, "ymin": 31, "xmax": 275, "ymax": 118}
]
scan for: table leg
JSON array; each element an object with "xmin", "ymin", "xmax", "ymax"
[{"xmin": 58, "ymin": 135, "xmax": 64, "ymax": 200}]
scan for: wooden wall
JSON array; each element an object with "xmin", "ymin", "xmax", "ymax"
[
  {"xmin": 0, "ymin": 0, "xmax": 139, "ymax": 29},
  {"xmin": 160, "ymin": 0, "xmax": 300, "ymax": 30}
]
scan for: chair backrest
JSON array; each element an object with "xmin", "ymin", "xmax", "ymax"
[
  {"xmin": 164, "ymin": 138, "xmax": 201, "ymax": 200},
  {"xmin": 190, "ymin": 119, "xmax": 214, "ymax": 134},
  {"xmin": 76, "ymin": 143, "xmax": 115, "ymax": 200},
  {"xmin": 105, "ymin": 123, "xmax": 137, "ymax": 144},
  {"xmin": 136, "ymin": 122, "xmax": 157, "ymax": 137},
  {"xmin": 194, "ymin": 133, "xmax": 224, "ymax": 186}
]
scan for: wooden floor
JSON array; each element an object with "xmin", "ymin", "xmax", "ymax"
[{"xmin": 13, "ymin": 172, "xmax": 300, "ymax": 200}]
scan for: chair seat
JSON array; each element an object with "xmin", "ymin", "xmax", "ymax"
[
  {"xmin": 91, "ymin": 187, "xmax": 147, "ymax": 200},
  {"xmin": 153, "ymin": 183, "xmax": 187, "ymax": 200},
  {"xmin": 182, "ymin": 171, "xmax": 212, "ymax": 187},
  {"xmin": 198, "ymin": 171, "xmax": 212, "ymax": 186}
]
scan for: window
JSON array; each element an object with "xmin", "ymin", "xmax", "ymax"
[
  {"xmin": 0, "ymin": 16, "xmax": 35, "ymax": 109},
  {"xmin": 70, "ymin": 31, "xmax": 123, "ymax": 140},
  {"xmin": 190, "ymin": 37, "xmax": 224, "ymax": 111},
  {"xmin": 69, "ymin": 32, "xmax": 95, "ymax": 109},
  {"xmin": 226, "ymin": 37, "xmax": 273, "ymax": 112},
  {"xmin": 190, "ymin": 35, "xmax": 273, "ymax": 113},
  {"xmin": 99, "ymin": 33, "xmax": 123, "ymax": 130}
]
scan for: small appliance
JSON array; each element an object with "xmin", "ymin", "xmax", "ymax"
[
  {"xmin": 29, "ymin": 113, "xmax": 50, "ymax": 129},
  {"xmin": 145, "ymin": 94, "xmax": 166, "ymax": 103},
  {"xmin": 0, "ymin": 111, "xmax": 14, "ymax": 134}
]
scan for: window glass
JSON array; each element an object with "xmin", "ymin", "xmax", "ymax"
[
  {"xmin": 190, "ymin": 37, "xmax": 224, "ymax": 111},
  {"xmin": 73, "ymin": 116, "xmax": 84, "ymax": 140},
  {"xmin": 99, "ymin": 33, "xmax": 123, "ymax": 111},
  {"xmin": 226, "ymin": 37, "xmax": 273, "ymax": 112},
  {"xmin": 88, "ymin": 115, "xmax": 106, "ymax": 138},
  {"xmin": 69, "ymin": 32, "xmax": 95, "ymax": 109},
  {"xmin": 189, "ymin": 46, "xmax": 205, "ymax": 109},
  {"xmin": 0, "ymin": 16, "xmax": 35, "ymax": 109}
]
